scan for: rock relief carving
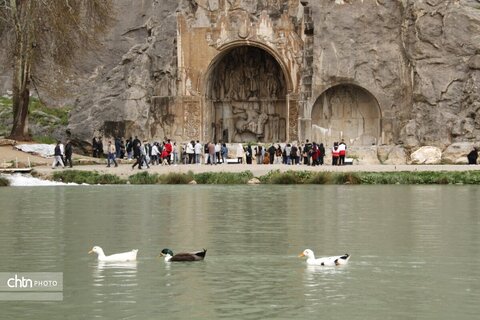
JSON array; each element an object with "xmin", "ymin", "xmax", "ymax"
[
  {"xmin": 184, "ymin": 102, "xmax": 201, "ymax": 140},
  {"xmin": 289, "ymin": 98, "xmax": 299, "ymax": 141}
]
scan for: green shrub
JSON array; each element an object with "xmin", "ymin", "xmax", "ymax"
[
  {"xmin": 128, "ymin": 171, "xmax": 159, "ymax": 184},
  {"xmin": 193, "ymin": 171, "xmax": 253, "ymax": 184},
  {"xmin": 158, "ymin": 171, "xmax": 194, "ymax": 184},
  {"xmin": 327, "ymin": 172, "xmax": 361, "ymax": 185},
  {"xmin": 52, "ymin": 170, "xmax": 124, "ymax": 184},
  {"xmin": 306, "ymin": 172, "xmax": 332, "ymax": 184},
  {"xmin": 0, "ymin": 176, "xmax": 9, "ymax": 187},
  {"xmin": 260, "ymin": 170, "xmax": 301, "ymax": 184}
]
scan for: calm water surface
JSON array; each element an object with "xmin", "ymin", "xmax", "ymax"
[{"xmin": 0, "ymin": 185, "xmax": 479, "ymax": 319}]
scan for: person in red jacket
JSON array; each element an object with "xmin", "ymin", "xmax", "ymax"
[
  {"xmin": 332, "ymin": 142, "xmax": 340, "ymax": 166},
  {"xmin": 164, "ymin": 139, "xmax": 173, "ymax": 165}
]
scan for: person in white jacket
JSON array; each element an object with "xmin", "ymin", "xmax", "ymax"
[
  {"xmin": 186, "ymin": 141, "xmax": 195, "ymax": 164},
  {"xmin": 194, "ymin": 140, "xmax": 203, "ymax": 164},
  {"xmin": 236, "ymin": 143, "xmax": 244, "ymax": 164}
]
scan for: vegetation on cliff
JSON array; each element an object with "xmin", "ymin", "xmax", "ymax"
[
  {"xmin": 0, "ymin": 0, "xmax": 113, "ymax": 140},
  {"xmin": 0, "ymin": 96, "xmax": 70, "ymax": 142}
]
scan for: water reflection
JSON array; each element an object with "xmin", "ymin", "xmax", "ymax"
[
  {"xmin": 302, "ymin": 264, "xmax": 350, "ymax": 311},
  {"xmin": 91, "ymin": 261, "xmax": 138, "ymax": 306}
]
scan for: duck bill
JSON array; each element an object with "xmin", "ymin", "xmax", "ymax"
[
  {"xmin": 88, "ymin": 250, "xmax": 94, "ymax": 254},
  {"xmin": 158, "ymin": 253, "xmax": 165, "ymax": 257},
  {"xmin": 298, "ymin": 253, "xmax": 305, "ymax": 257}
]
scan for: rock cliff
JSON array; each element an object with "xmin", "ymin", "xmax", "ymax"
[{"xmin": 3, "ymin": 0, "xmax": 479, "ymax": 159}]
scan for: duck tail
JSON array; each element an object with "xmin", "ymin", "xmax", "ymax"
[{"xmin": 335, "ymin": 254, "xmax": 350, "ymax": 265}]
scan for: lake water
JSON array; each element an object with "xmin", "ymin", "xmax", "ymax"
[{"xmin": 0, "ymin": 184, "xmax": 479, "ymax": 319}]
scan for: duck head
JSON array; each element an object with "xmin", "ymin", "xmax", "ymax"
[
  {"xmin": 160, "ymin": 248, "xmax": 174, "ymax": 262},
  {"xmin": 160, "ymin": 248, "xmax": 174, "ymax": 257},
  {"xmin": 298, "ymin": 249, "xmax": 315, "ymax": 259},
  {"xmin": 88, "ymin": 246, "xmax": 105, "ymax": 257}
]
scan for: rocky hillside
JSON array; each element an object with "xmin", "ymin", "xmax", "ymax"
[{"xmin": 310, "ymin": 0, "xmax": 480, "ymax": 149}]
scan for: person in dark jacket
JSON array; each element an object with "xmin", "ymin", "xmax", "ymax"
[
  {"xmin": 52, "ymin": 141, "xmax": 65, "ymax": 169},
  {"xmin": 115, "ymin": 137, "xmax": 121, "ymax": 158},
  {"xmin": 132, "ymin": 141, "xmax": 143, "ymax": 169},
  {"xmin": 64, "ymin": 139, "xmax": 73, "ymax": 168},
  {"xmin": 92, "ymin": 137, "xmax": 98, "ymax": 158},
  {"xmin": 467, "ymin": 147, "xmax": 478, "ymax": 165},
  {"xmin": 268, "ymin": 144, "xmax": 276, "ymax": 164},
  {"xmin": 318, "ymin": 143, "xmax": 325, "ymax": 165},
  {"xmin": 126, "ymin": 137, "xmax": 133, "ymax": 159},
  {"xmin": 97, "ymin": 137, "xmax": 104, "ymax": 158},
  {"xmin": 246, "ymin": 145, "xmax": 253, "ymax": 164},
  {"xmin": 304, "ymin": 139, "xmax": 312, "ymax": 165}
]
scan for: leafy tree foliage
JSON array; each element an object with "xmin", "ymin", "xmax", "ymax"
[{"xmin": 0, "ymin": 0, "xmax": 113, "ymax": 140}]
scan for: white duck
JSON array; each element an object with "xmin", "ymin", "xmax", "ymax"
[
  {"xmin": 88, "ymin": 246, "xmax": 138, "ymax": 262},
  {"xmin": 299, "ymin": 249, "xmax": 350, "ymax": 266}
]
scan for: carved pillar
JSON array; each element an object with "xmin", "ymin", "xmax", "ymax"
[
  {"xmin": 298, "ymin": 117, "xmax": 312, "ymax": 143},
  {"xmin": 287, "ymin": 94, "xmax": 299, "ymax": 142},
  {"xmin": 182, "ymin": 96, "xmax": 202, "ymax": 141}
]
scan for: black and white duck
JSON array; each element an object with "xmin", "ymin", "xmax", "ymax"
[
  {"xmin": 298, "ymin": 249, "xmax": 350, "ymax": 266},
  {"xmin": 160, "ymin": 248, "xmax": 207, "ymax": 262}
]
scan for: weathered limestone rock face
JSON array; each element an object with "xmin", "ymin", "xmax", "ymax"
[
  {"xmin": 309, "ymin": 0, "xmax": 411, "ymax": 149},
  {"xmin": 62, "ymin": 0, "xmax": 480, "ymax": 156},
  {"xmin": 401, "ymin": 0, "xmax": 480, "ymax": 149},
  {"xmin": 441, "ymin": 142, "xmax": 476, "ymax": 164},
  {"xmin": 348, "ymin": 146, "xmax": 381, "ymax": 165},
  {"xmin": 68, "ymin": 0, "xmax": 179, "ymax": 147},
  {"xmin": 411, "ymin": 146, "xmax": 442, "ymax": 165},
  {"xmin": 378, "ymin": 145, "xmax": 408, "ymax": 165}
]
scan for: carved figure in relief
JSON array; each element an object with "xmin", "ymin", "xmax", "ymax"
[
  {"xmin": 208, "ymin": 0, "xmax": 219, "ymax": 11},
  {"xmin": 271, "ymin": 114, "xmax": 280, "ymax": 142},
  {"xmin": 244, "ymin": 58, "xmax": 259, "ymax": 99},
  {"xmin": 231, "ymin": 102, "xmax": 267, "ymax": 139},
  {"xmin": 226, "ymin": 0, "xmax": 239, "ymax": 10},
  {"xmin": 256, "ymin": 112, "xmax": 269, "ymax": 136}
]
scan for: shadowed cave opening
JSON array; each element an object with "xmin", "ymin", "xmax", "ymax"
[{"xmin": 311, "ymin": 84, "xmax": 381, "ymax": 146}]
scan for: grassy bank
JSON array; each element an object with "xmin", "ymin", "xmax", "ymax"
[
  {"xmin": 49, "ymin": 170, "xmax": 254, "ymax": 185},
  {"xmin": 46, "ymin": 169, "xmax": 480, "ymax": 185},
  {"xmin": 260, "ymin": 170, "xmax": 480, "ymax": 184}
]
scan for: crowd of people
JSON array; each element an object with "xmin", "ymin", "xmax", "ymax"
[
  {"xmin": 51, "ymin": 136, "xmax": 479, "ymax": 170},
  {"xmin": 87, "ymin": 136, "xmax": 351, "ymax": 169},
  {"xmin": 49, "ymin": 134, "xmax": 480, "ymax": 169}
]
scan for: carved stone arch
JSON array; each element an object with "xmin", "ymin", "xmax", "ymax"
[
  {"xmin": 310, "ymin": 84, "xmax": 382, "ymax": 146},
  {"xmin": 204, "ymin": 40, "xmax": 294, "ymax": 95},
  {"xmin": 203, "ymin": 43, "xmax": 292, "ymax": 143}
]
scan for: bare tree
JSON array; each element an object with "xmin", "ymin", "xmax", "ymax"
[{"xmin": 0, "ymin": 0, "xmax": 113, "ymax": 140}]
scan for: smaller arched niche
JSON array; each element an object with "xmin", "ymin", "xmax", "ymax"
[{"xmin": 311, "ymin": 84, "xmax": 381, "ymax": 146}]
